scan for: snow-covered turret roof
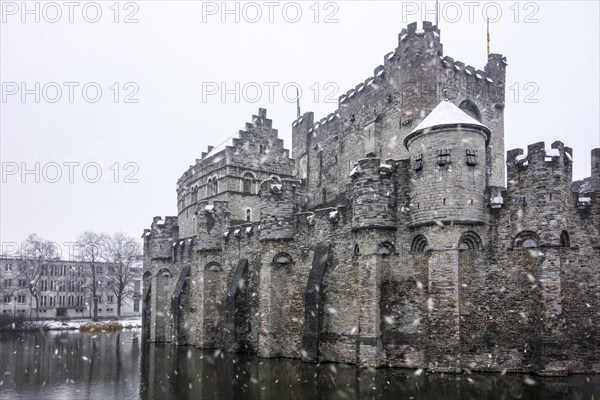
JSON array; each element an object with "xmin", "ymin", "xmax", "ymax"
[
  {"xmin": 404, "ymin": 100, "xmax": 491, "ymax": 149},
  {"xmin": 410, "ymin": 100, "xmax": 488, "ymax": 135}
]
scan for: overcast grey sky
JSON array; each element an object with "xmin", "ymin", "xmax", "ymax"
[{"xmin": 1, "ymin": 0, "xmax": 599, "ymax": 254}]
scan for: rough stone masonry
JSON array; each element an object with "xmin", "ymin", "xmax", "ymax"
[{"xmin": 141, "ymin": 22, "xmax": 599, "ymax": 375}]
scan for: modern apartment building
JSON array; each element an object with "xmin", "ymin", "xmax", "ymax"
[{"xmin": 0, "ymin": 256, "xmax": 142, "ymax": 319}]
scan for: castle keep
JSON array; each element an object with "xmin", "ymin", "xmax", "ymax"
[{"xmin": 142, "ymin": 22, "xmax": 600, "ymax": 374}]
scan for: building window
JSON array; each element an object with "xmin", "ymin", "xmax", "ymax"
[
  {"xmin": 204, "ymin": 262, "xmax": 222, "ymax": 272},
  {"xmin": 4, "ymin": 263, "xmax": 12, "ymax": 272},
  {"xmin": 414, "ymin": 154, "xmax": 423, "ymax": 172},
  {"xmin": 411, "ymin": 235, "xmax": 429, "ymax": 253},
  {"xmin": 243, "ymin": 173, "xmax": 254, "ymax": 194},
  {"xmin": 4, "ymin": 279, "xmax": 11, "ymax": 288},
  {"xmin": 466, "ymin": 150, "xmax": 477, "ymax": 166},
  {"xmin": 3, "ymin": 295, "xmax": 10, "ymax": 303},
  {"xmin": 437, "ymin": 149, "xmax": 451, "ymax": 166},
  {"xmin": 158, "ymin": 268, "xmax": 172, "ymax": 277},
  {"xmin": 514, "ymin": 231, "xmax": 539, "ymax": 249},
  {"xmin": 246, "ymin": 208, "xmax": 252, "ymax": 222},
  {"xmin": 459, "ymin": 99, "xmax": 482, "ymax": 122},
  {"xmin": 376, "ymin": 242, "xmax": 396, "ymax": 256},
  {"xmin": 459, "ymin": 231, "xmax": 482, "ymax": 250},
  {"xmin": 272, "ymin": 253, "xmax": 293, "ymax": 265},
  {"xmin": 208, "ymin": 176, "xmax": 219, "ymax": 196},
  {"xmin": 560, "ymin": 231, "xmax": 571, "ymax": 248},
  {"xmin": 17, "ymin": 295, "xmax": 26, "ymax": 304},
  {"xmin": 18, "ymin": 279, "xmax": 26, "ymax": 288},
  {"xmin": 107, "ymin": 295, "xmax": 114, "ymax": 304},
  {"xmin": 259, "ymin": 144, "xmax": 267, "ymax": 154},
  {"xmin": 134, "ymin": 299, "xmax": 140, "ymax": 312}
]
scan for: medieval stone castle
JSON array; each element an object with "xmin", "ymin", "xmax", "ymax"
[{"xmin": 142, "ymin": 22, "xmax": 599, "ymax": 374}]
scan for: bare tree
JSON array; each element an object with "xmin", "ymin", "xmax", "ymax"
[
  {"xmin": 16, "ymin": 234, "xmax": 59, "ymax": 319},
  {"xmin": 102, "ymin": 232, "xmax": 141, "ymax": 319},
  {"xmin": 75, "ymin": 231, "xmax": 106, "ymax": 321}
]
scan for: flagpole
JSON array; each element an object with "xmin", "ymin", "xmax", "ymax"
[
  {"xmin": 435, "ymin": 0, "xmax": 439, "ymax": 26},
  {"xmin": 296, "ymin": 87, "xmax": 301, "ymax": 119}
]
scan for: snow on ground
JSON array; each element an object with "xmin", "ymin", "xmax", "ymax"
[{"xmin": 22, "ymin": 317, "xmax": 142, "ymax": 331}]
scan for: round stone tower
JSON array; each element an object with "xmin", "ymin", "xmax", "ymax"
[{"xmin": 404, "ymin": 100, "xmax": 490, "ymax": 228}]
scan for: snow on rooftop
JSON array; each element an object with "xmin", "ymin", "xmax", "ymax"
[
  {"xmin": 205, "ymin": 133, "xmax": 238, "ymax": 159},
  {"xmin": 546, "ymin": 148, "xmax": 560, "ymax": 157},
  {"xmin": 515, "ymin": 154, "xmax": 527, "ymax": 162},
  {"xmin": 410, "ymin": 100, "xmax": 489, "ymax": 135}
]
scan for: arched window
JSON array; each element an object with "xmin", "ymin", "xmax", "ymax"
[
  {"xmin": 212, "ymin": 176, "xmax": 219, "ymax": 195},
  {"xmin": 272, "ymin": 252, "xmax": 293, "ymax": 265},
  {"xmin": 191, "ymin": 186, "xmax": 198, "ymax": 203},
  {"xmin": 411, "ymin": 235, "xmax": 429, "ymax": 253},
  {"xmin": 205, "ymin": 262, "xmax": 222, "ymax": 272},
  {"xmin": 376, "ymin": 242, "xmax": 396, "ymax": 256},
  {"xmin": 459, "ymin": 99, "xmax": 482, "ymax": 122},
  {"xmin": 270, "ymin": 175, "xmax": 281, "ymax": 184},
  {"xmin": 353, "ymin": 244, "xmax": 360, "ymax": 256},
  {"xmin": 157, "ymin": 268, "xmax": 172, "ymax": 277},
  {"xmin": 459, "ymin": 231, "xmax": 482, "ymax": 250},
  {"xmin": 243, "ymin": 173, "xmax": 254, "ymax": 194},
  {"xmin": 246, "ymin": 208, "xmax": 252, "ymax": 222},
  {"xmin": 322, "ymin": 189, "xmax": 327, "ymax": 204},
  {"xmin": 514, "ymin": 231, "xmax": 539, "ymax": 249},
  {"xmin": 560, "ymin": 231, "xmax": 570, "ymax": 248},
  {"xmin": 143, "ymin": 271, "xmax": 152, "ymax": 280},
  {"xmin": 207, "ymin": 178, "xmax": 213, "ymax": 197}
]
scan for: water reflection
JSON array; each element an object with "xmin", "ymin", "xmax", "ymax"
[
  {"xmin": 140, "ymin": 344, "xmax": 599, "ymax": 400},
  {"xmin": 1, "ymin": 330, "xmax": 140, "ymax": 400},
  {"xmin": 1, "ymin": 331, "xmax": 598, "ymax": 400}
]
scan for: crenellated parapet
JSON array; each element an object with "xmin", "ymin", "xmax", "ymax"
[
  {"xmin": 350, "ymin": 157, "xmax": 397, "ymax": 231},
  {"xmin": 195, "ymin": 200, "xmax": 230, "ymax": 251},
  {"xmin": 259, "ymin": 178, "xmax": 299, "ymax": 241},
  {"xmin": 506, "ymin": 141, "xmax": 573, "ymax": 199},
  {"xmin": 505, "ymin": 141, "xmax": 582, "ymax": 245},
  {"xmin": 145, "ymin": 216, "xmax": 179, "ymax": 260}
]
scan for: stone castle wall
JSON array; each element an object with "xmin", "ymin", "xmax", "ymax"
[{"xmin": 142, "ymin": 22, "xmax": 599, "ymax": 375}]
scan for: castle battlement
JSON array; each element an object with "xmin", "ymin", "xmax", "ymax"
[{"xmin": 142, "ymin": 23, "xmax": 599, "ymax": 375}]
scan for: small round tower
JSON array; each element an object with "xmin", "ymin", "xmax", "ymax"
[{"xmin": 404, "ymin": 100, "xmax": 490, "ymax": 227}]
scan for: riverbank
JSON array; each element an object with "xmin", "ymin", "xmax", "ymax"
[{"xmin": 0, "ymin": 317, "xmax": 142, "ymax": 331}]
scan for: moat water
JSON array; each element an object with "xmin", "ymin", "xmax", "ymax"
[{"xmin": 0, "ymin": 331, "xmax": 597, "ymax": 400}]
